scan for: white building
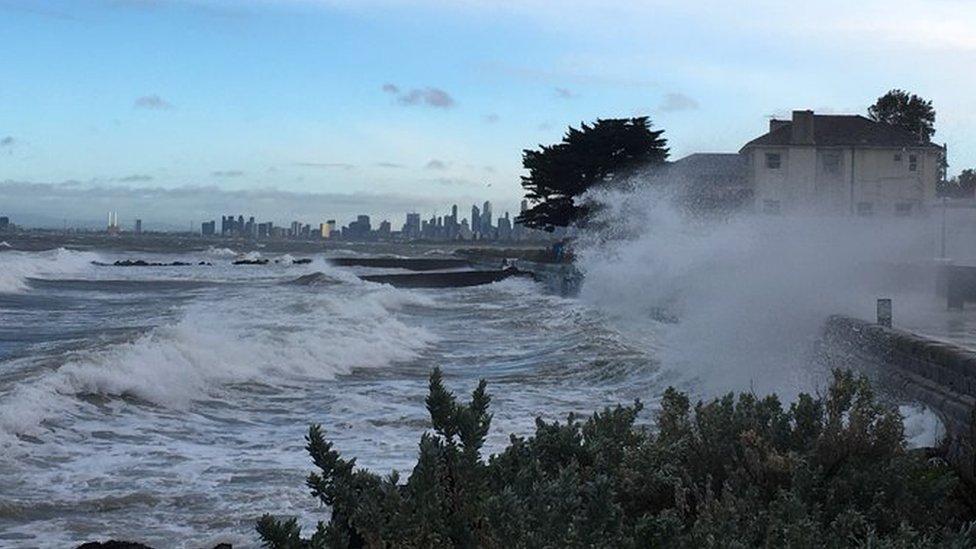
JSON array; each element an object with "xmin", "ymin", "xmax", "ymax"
[{"xmin": 741, "ymin": 110, "xmax": 944, "ymax": 217}]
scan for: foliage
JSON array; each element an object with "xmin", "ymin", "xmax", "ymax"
[
  {"xmin": 867, "ymin": 89, "xmax": 936, "ymax": 143},
  {"xmin": 938, "ymin": 168, "xmax": 976, "ymax": 199},
  {"xmin": 258, "ymin": 369, "xmax": 972, "ymax": 548},
  {"xmin": 516, "ymin": 117, "xmax": 668, "ymax": 232}
]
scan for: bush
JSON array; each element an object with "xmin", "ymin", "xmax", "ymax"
[{"xmin": 257, "ymin": 369, "xmax": 973, "ymax": 548}]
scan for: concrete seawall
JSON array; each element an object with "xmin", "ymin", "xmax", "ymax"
[{"xmin": 822, "ymin": 315, "xmax": 976, "ymax": 481}]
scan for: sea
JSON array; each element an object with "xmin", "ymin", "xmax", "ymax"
[{"xmin": 0, "ymin": 203, "xmax": 951, "ymax": 548}]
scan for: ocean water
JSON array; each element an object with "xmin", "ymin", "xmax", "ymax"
[
  {"xmin": 0, "ymin": 205, "xmax": 951, "ymax": 547},
  {"xmin": 0, "ymin": 244, "xmax": 667, "ymax": 548}
]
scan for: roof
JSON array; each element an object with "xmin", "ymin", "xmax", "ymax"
[
  {"xmin": 741, "ymin": 114, "xmax": 941, "ymax": 150},
  {"xmin": 671, "ymin": 153, "xmax": 745, "ymax": 176}
]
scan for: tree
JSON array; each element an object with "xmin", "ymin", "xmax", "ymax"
[
  {"xmin": 939, "ymin": 168, "xmax": 976, "ymax": 199},
  {"xmin": 516, "ymin": 117, "xmax": 668, "ymax": 232},
  {"xmin": 867, "ymin": 89, "xmax": 936, "ymax": 143}
]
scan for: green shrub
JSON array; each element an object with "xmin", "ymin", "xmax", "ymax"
[{"xmin": 257, "ymin": 369, "xmax": 973, "ymax": 548}]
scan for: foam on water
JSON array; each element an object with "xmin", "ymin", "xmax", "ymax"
[
  {"xmin": 577, "ymin": 184, "xmax": 938, "ymax": 398},
  {"xmin": 0, "ymin": 277, "xmax": 438, "ymax": 449},
  {"xmin": 0, "ymin": 248, "xmax": 102, "ymax": 293}
]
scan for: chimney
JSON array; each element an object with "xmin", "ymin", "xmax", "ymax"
[
  {"xmin": 769, "ymin": 119, "xmax": 789, "ymax": 133},
  {"xmin": 791, "ymin": 110, "xmax": 815, "ymax": 144}
]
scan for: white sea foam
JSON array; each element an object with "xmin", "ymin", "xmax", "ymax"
[
  {"xmin": 900, "ymin": 403, "xmax": 947, "ymax": 449},
  {"xmin": 577, "ymin": 183, "xmax": 939, "ymax": 398},
  {"xmin": 204, "ymin": 246, "xmax": 238, "ymax": 257},
  {"xmin": 0, "ymin": 247, "xmax": 102, "ymax": 293},
  {"xmin": 0, "ymin": 281, "xmax": 437, "ymax": 445}
]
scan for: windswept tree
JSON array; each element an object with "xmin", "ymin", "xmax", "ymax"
[
  {"xmin": 516, "ymin": 117, "xmax": 668, "ymax": 232},
  {"xmin": 868, "ymin": 89, "xmax": 936, "ymax": 143}
]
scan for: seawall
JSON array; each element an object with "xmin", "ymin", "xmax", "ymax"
[{"xmin": 822, "ymin": 315, "xmax": 976, "ymax": 481}]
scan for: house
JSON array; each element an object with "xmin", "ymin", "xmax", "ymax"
[
  {"xmin": 740, "ymin": 110, "xmax": 944, "ymax": 217},
  {"xmin": 669, "ymin": 153, "xmax": 752, "ymax": 214}
]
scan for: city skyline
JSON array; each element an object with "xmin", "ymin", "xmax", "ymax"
[{"xmin": 2, "ymin": 1, "xmax": 975, "ymax": 227}]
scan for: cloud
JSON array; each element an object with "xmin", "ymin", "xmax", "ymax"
[
  {"xmin": 538, "ymin": 121, "xmax": 555, "ymax": 130},
  {"xmin": 383, "ymin": 83, "xmax": 456, "ymax": 108},
  {"xmin": 211, "ymin": 170, "xmax": 244, "ymax": 177},
  {"xmin": 134, "ymin": 94, "xmax": 174, "ymax": 110},
  {"xmin": 0, "ymin": 136, "xmax": 14, "ymax": 147},
  {"xmin": 118, "ymin": 174, "xmax": 154, "ymax": 182},
  {"xmin": 425, "ymin": 159, "xmax": 447, "ymax": 170},
  {"xmin": 658, "ymin": 92, "xmax": 700, "ymax": 112},
  {"xmin": 554, "ymin": 87, "xmax": 578, "ymax": 99},
  {"xmin": 0, "ymin": 179, "xmax": 448, "ymax": 230},
  {"xmin": 295, "ymin": 162, "xmax": 355, "ymax": 170},
  {"xmin": 375, "ymin": 162, "xmax": 404, "ymax": 168},
  {"xmin": 483, "ymin": 113, "xmax": 500, "ymax": 123}
]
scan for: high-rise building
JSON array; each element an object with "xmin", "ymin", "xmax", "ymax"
[
  {"xmin": 202, "ymin": 220, "xmax": 216, "ymax": 235},
  {"xmin": 403, "ymin": 212, "xmax": 421, "ymax": 239},
  {"xmin": 471, "ymin": 205, "xmax": 481, "ymax": 236},
  {"xmin": 135, "ymin": 219, "xmax": 142, "ymax": 234},
  {"xmin": 482, "ymin": 201, "xmax": 493, "ymax": 234}
]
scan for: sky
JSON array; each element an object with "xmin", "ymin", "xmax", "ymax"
[{"xmin": 1, "ymin": 0, "xmax": 975, "ymax": 230}]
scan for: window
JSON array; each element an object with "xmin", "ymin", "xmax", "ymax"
[
  {"xmin": 856, "ymin": 202, "xmax": 873, "ymax": 216},
  {"xmin": 763, "ymin": 199, "xmax": 781, "ymax": 214},
  {"xmin": 909, "ymin": 154, "xmax": 918, "ymax": 172},
  {"xmin": 894, "ymin": 153, "xmax": 902, "ymax": 162},
  {"xmin": 822, "ymin": 152, "xmax": 841, "ymax": 175},
  {"xmin": 895, "ymin": 202, "xmax": 912, "ymax": 216},
  {"xmin": 765, "ymin": 153, "xmax": 781, "ymax": 169}
]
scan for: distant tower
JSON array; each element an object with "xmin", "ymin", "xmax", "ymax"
[
  {"xmin": 135, "ymin": 219, "xmax": 142, "ymax": 234},
  {"xmin": 482, "ymin": 201, "xmax": 493, "ymax": 233}
]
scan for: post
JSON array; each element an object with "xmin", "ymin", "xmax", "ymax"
[
  {"xmin": 877, "ymin": 298, "xmax": 892, "ymax": 327},
  {"xmin": 941, "ymin": 196, "xmax": 948, "ymax": 259}
]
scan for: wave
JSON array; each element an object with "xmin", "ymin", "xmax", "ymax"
[
  {"xmin": 289, "ymin": 272, "xmax": 344, "ymax": 287},
  {"xmin": 0, "ymin": 248, "xmax": 103, "ymax": 293},
  {"xmin": 0, "ymin": 282, "xmax": 438, "ymax": 446},
  {"xmin": 205, "ymin": 246, "xmax": 238, "ymax": 257}
]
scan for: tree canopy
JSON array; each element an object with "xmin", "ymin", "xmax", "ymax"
[
  {"xmin": 939, "ymin": 168, "xmax": 976, "ymax": 199},
  {"xmin": 516, "ymin": 117, "xmax": 668, "ymax": 232},
  {"xmin": 257, "ymin": 368, "xmax": 974, "ymax": 549},
  {"xmin": 867, "ymin": 89, "xmax": 936, "ymax": 143}
]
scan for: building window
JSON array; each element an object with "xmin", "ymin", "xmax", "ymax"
[
  {"xmin": 894, "ymin": 153, "xmax": 902, "ymax": 162},
  {"xmin": 894, "ymin": 202, "xmax": 912, "ymax": 216},
  {"xmin": 765, "ymin": 153, "xmax": 781, "ymax": 169},
  {"xmin": 822, "ymin": 152, "xmax": 841, "ymax": 175},
  {"xmin": 763, "ymin": 199, "xmax": 781, "ymax": 214},
  {"xmin": 856, "ymin": 202, "xmax": 873, "ymax": 216},
  {"xmin": 909, "ymin": 154, "xmax": 918, "ymax": 172}
]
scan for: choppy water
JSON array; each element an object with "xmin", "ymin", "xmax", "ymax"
[
  {"xmin": 0, "ymin": 245, "xmax": 668, "ymax": 548},
  {"xmin": 1, "ymin": 202, "xmax": 956, "ymax": 548}
]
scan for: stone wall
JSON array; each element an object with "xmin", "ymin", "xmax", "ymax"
[{"xmin": 822, "ymin": 315, "xmax": 976, "ymax": 481}]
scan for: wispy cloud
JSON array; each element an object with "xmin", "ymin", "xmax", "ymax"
[
  {"xmin": 0, "ymin": 136, "xmax": 14, "ymax": 147},
  {"xmin": 375, "ymin": 162, "xmax": 404, "ymax": 168},
  {"xmin": 483, "ymin": 113, "xmax": 500, "ymax": 124},
  {"xmin": 554, "ymin": 87, "xmax": 578, "ymax": 99},
  {"xmin": 425, "ymin": 159, "xmax": 447, "ymax": 170},
  {"xmin": 134, "ymin": 94, "xmax": 174, "ymax": 110},
  {"xmin": 118, "ymin": 174, "xmax": 154, "ymax": 182},
  {"xmin": 211, "ymin": 170, "xmax": 244, "ymax": 177},
  {"xmin": 658, "ymin": 92, "xmax": 700, "ymax": 112},
  {"xmin": 382, "ymin": 83, "xmax": 456, "ymax": 108},
  {"xmin": 295, "ymin": 162, "xmax": 355, "ymax": 170}
]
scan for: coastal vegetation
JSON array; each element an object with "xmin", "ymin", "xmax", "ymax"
[{"xmin": 257, "ymin": 368, "xmax": 974, "ymax": 548}]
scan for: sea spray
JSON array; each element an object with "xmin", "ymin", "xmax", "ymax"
[{"xmin": 576, "ymin": 181, "xmax": 940, "ymax": 398}]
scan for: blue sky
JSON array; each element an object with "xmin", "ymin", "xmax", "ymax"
[{"xmin": 1, "ymin": 0, "xmax": 975, "ymax": 229}]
